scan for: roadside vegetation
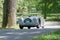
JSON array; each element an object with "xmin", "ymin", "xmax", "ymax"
[
  {"xmin": 0, "ymin": 0, "xmax": 60, "ymax": 29},
  {"xmin": 33, "ymin": 30, "xmax": 60, "ymax": 40}
]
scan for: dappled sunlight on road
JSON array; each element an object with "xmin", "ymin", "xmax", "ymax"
[
  {"xmin": 0, "ymin": 28, "xmax": 59, "ymax": 40},
  {"xmin": 44, "ymin": 21, "xmax": 60, "ymax": 28},
  {"xmin": 0, "ymin": 36, "xmax": 8, "ymax": 39}
]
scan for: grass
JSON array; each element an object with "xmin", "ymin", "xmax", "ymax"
[{"xmin": 33, "ymin": 30, "xmax": 60, "ymax": 40}]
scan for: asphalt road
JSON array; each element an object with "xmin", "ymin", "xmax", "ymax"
[{"xmin": 0, "ymin": 28, "xmax": 59, "ymax": 40}]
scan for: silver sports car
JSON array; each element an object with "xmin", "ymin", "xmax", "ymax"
[{"xmin": 18, "ymin": 16, "xmax": 45, "ymax": 29}]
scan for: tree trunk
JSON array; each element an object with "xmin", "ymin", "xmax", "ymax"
[
  {"xmin": 2, "ymin": 0, "xmax": 16, "ymax": 28},
  {"xmin": 42, "ymin": 0, "xmax": 47, "ymax": 19},
  {"xmin": 44, "ymin": 2, "xmax": 47, "ymax": 19}
]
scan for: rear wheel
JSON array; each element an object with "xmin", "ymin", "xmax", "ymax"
[
  {"xmin": 28, "ymin": 27, "xmax": 31, "ymax": 29},
  {"xmin": 37, "ymin": 25, "xmax": 39, "ymax": 28},
  {"xmin": 19, "ymin": 25, "xmax": 23, "ymax": 29}
]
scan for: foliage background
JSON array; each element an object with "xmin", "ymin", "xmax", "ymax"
[{"xmin": 0, "ymin": 0, "xmax": 60, "ymax": 27}]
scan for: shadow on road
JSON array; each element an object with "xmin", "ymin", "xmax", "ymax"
[{"xmin": 0, "ymin": 28, "xmax": 60, "ymax": 40}]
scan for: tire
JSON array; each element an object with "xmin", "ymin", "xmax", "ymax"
[
  {"xmin": 28, "ymin": 27, "xmax": 31, "ymax": 29},
  {"xmin": 19, "ymin": 25, "xmax": 23, "ymax": 29},
  {"xmin": 37, "ymin": 25, "xmax": 39, "ymax": 28}
]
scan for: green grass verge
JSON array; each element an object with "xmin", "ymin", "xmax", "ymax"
[{"xmin": 33, "ymin": 30, "xmax": 60, "ymax": 40}]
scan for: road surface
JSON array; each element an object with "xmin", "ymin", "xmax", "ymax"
[{"xmin": 0, "ymin": 28, "xmax": 59, "ymax": 40}]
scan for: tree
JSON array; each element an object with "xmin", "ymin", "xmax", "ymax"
[
  {"xmin": 43, "ymin": 0, "xmax": 47, "ymax": 19},
  {"xmin": 2, "ymin": 0, "xmax": 16, "ymax": 28}
]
